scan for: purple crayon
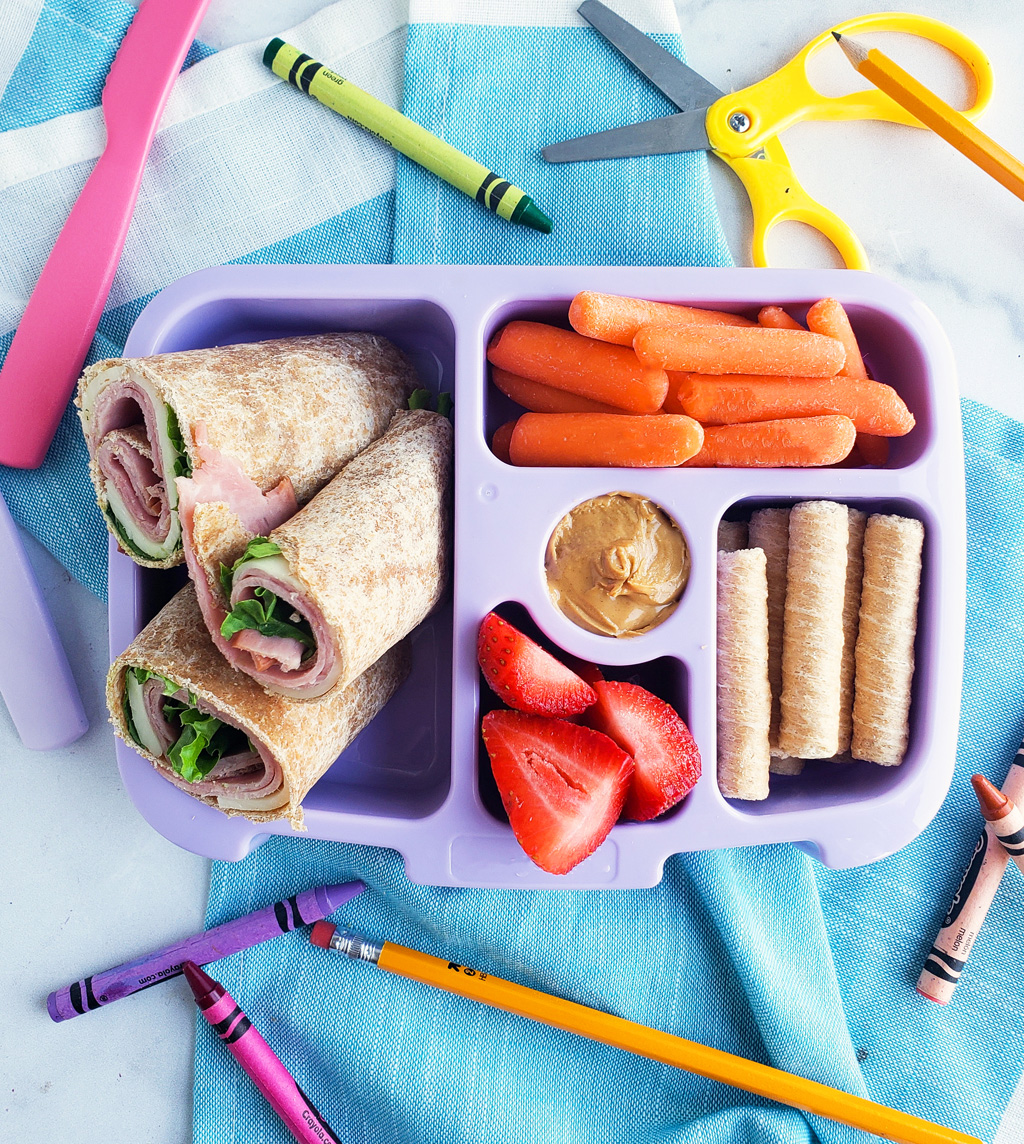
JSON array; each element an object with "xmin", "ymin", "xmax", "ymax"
[{"xmin": 47, "ymin": 881, "xmax": 365, "ymax": 1022}]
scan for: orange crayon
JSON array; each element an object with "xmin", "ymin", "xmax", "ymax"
[
  {"xmin": 917, "ymin": 743, "xmax": 1024, "ymax": 1003},
  {"xmin": 970, "ymin": 773, "xmax": 1024, "ymax": 875}
]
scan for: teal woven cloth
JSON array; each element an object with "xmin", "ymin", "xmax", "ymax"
[{"xmin": 2, "ymin": 3, "xmax": 1023, "ymax": 1142}]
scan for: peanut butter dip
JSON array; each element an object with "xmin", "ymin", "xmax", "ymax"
[{"xmin": 545, "ymin": 493, "xmax": 689, "ymax": 637}]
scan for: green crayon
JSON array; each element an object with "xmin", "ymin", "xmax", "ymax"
[{"xmin": 264, "ymin": 38, "xmax": 552, "ymax": 234}]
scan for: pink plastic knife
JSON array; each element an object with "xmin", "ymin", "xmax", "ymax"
[{"xmin": 0, "ymin": 0, "xmax": 211, "ymax": 470}]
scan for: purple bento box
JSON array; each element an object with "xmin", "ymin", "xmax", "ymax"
[{"xmin": 108, "ymin": 264, "xmax": 965, "ymax": 889}]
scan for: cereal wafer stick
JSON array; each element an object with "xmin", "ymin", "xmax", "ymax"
[
  {"xmin": 852, "ymin": 514, "xmax": 924, "ymax": 766},
  {"xmin": 770, "ymin": 756, "xmax": 805, "ymax": 775},
  {"xmin": 717, "ymin": 520, "xmax": 748, "ymax": 552},
  {"xmin": 778, "ymin": 501, "xmax": 849, "ymax": 759},
  {"xmin": 747, "ymin": 508, "xmax": 791, "ymax": 763},
  {"xmin": 838, "ymin": 508, "xmax": 867, "ymax": 755},
  {"xmin": 717, "ymin": 548, "xmax": 771, "ymax": 800}
]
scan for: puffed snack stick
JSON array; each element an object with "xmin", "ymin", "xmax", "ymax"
[
  {"xmin": 852, "ymin": 514, "xmax": 924, "ymax": 766},
  {"xmin": 717, "ymin": 519, "xmax": 748, "ymax": 552},
  {"xmin": 717, "ymin": 548, "xmax": 771, "ymax": 800},
  {"xmin": 778, "ymin": 501, "xmax": 849, "ymax": 759},
  {"xmin": 837, "ymin": 508, "xmax": 868, "ymax": 756},
  {"xmin": 748, "ymin": 507, "xmax": 800, "ymax": 773}
]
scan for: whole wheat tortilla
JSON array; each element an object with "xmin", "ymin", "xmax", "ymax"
[
  {"xmin": 260, "ymin": 407, "xmax": 453, "ymax": 692},
  {"xmin": 107, "ymin": 586, "xmax": 410, "ymax": 827},
  {"xmin": 78, "ymin": 334, "xmax": 417, "ymax": 568}
]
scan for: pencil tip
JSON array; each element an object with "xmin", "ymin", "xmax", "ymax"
[
  {"xmin": 833, "ymin": 31, "xmax": 867, "ymax": 67},
  {"xmin": 971, "ymin": 773, "xmax": 1009, "ymax": 821}
]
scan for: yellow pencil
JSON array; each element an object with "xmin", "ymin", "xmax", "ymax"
[
  {"xmin": 311, "ymin": 923, "xmax": 981, "ymax": 1144},
  {"xmin": 833, "ymin": 32, "xmax": 1024, "ymax": 204}
]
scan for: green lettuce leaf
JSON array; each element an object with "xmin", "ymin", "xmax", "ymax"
[
  {"xmin": 219, "ymin": 585, "xmax": 315, "ymax": 651},
  {"xmin": 131, "ymin": 666, "xmax": 181, "ymax": 696},
  {"xmin": 166, "ymin": 405, "xmax": 192, "ymax": 479},
  {"xmin": 218, "ymin": 537, "xmax": 283, "ymax": 598},
  {"xmin": 103, "ymin": 505, "xmax": 153, "ymax": 561},
  {"xmin": 407, "ymin": 389, "xmax": 454, "ymax": 420},
  {"xmin": 164, "ymin": 704, "xmax": 251, "ymax": 783}
]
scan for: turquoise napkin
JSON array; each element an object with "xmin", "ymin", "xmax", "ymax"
[{"xmin": 2, "ymin": 3, "xmax": 1023, "ymax": 1142}]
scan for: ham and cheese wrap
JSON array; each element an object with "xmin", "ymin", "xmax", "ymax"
[
  {"xmin": 196, "ymin": 407, "xmax": 452, "ymax": 698},
  {"xmin": 108, "ymin": 586, "xmax": 410, "ymax": 827},
  {"xmin": 77, "ymin": 334, "xmax": 416, "ymax": 567}
]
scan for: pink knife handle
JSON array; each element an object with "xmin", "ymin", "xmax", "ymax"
[{"xmin": 0, "ymin": 138, "xmax": 145, "ymax": 470}]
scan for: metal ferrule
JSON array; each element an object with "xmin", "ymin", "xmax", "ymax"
[{"xmin": 327, "ymin": 929, "xmax": 382, "ymax": 964}]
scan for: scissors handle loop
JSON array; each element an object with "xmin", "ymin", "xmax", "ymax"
[
  {"xmin": 707, "ymin": 11, "xmax": 993, "ymax": 159},
  {"xmin": 721, "ymin": 137, "xmax": 870, "ymax": 270}
]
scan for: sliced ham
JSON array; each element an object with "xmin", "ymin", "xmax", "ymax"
[
  {"xmin": 177, "ymin": 423, "xmax": 298, "ymax": 538},
  {"xmin": 175, "ymin": 422, "xmax": 300, "ymax": 666},
  {"xmin": 96, "ymin": 427, "xmax": 170, "ymax": 545},
  {"xmin": 226, "ymin": 560, "xmax": 339, "ymax": 696},
  {"xmin": 138, "ymin": 678, "xmax": 289, "ymax": 811},
  {"xmin": 229, "ymin": 628, "xmax": 306, "ymax": 673},
  {"xmin": 82, "ymin": 372, "xmax": 183, "ymax": 560}
]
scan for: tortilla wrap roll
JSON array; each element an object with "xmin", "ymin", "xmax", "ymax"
[
  {"xmin": 108, "ymin": 586, "xmax": 411, "ymax": 827},
  {"xmin": 77, "ymin": 334, "xmax": 417, "ymax": 567},
  {"xmin": 205, "ymin": 407, "xmax": 453, "ymax": 698}
]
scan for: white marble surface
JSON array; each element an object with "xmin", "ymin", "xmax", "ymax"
[{"xmin": 3, "ymin": 0, "xmax": 1024, "ymax": 1141}]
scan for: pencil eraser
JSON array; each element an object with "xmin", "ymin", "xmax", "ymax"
[{"xmin": 311, "ymin": 921, "xmax": 336, "ymax": 949}]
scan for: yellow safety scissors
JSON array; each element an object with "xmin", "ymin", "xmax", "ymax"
[{"xmin": 542, "ymin": 1, "xmax": 993, "ymax": 269}]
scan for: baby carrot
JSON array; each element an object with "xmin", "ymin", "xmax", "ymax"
[
  {"xmin": 805, "ymin": 298, "xmax": 892, "ymax": 460},
  {"xmin": 509, "ymin": 413, "xmax": 703, "ymax": 468},
  {"xmin": 758, "ymin": 306, "xmax": 805, "ymax": 330},
  {"xmin": 667, "ymin": 373, "xmax": 915, "ymax": 436},
  {"xmin": 634, "ymin": 324, "xmax": 846, "ymax": 378},
  {"xmin": 491, "ymin": 367, "xmax": 630, "ymax": 414},
  {"xmin": 491, "ymin": 420, "xmax": 516, "ymax": 463},
  {"xmin": 684, "ymin": 415, "xmax": 856, "ymax": 467},
  {"xmin": 569, "ymin": 291, "xmax": 755, "ymax": 345},
  {"xmin": 806, "ymin": 298, "xmax": 868, "ymax": 379},
  {"xmin": 487, "ymin": 321, "xmax": 668, "ymax": 413}
]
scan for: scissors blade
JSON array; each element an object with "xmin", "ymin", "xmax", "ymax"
[
  {"xmin": 577, "ymin": 0, "xmax": 725, "ymax": 112},
  {"xmin": 542, "ymin": 108, "xmax": 711, "ymax": 163}
]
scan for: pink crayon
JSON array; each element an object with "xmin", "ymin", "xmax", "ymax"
[
  {"xmin": 916, "ymin": 742, "xmax": 1024, "ymax": 1004},
  {"xmin": 183, "ymin": 961, "xmax": 343, "ymax": 1144}
]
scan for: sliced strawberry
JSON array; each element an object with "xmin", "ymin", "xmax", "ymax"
[
  {"xmin": 584, "ymin": 681, "xmax": 701, "ymax": 822},
  {"xmin": 481, "ymin": 710, "xmax": 634, "ymax": 874},
  {"xmin": 477, "ymin": 612, "xmax": 597, "ymax": 716},
  {"xmin": 560, "ymin": 654, "xmax": 605, "ymax": 686}
]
